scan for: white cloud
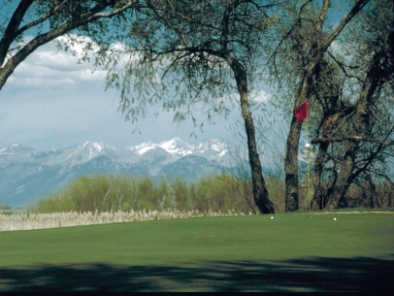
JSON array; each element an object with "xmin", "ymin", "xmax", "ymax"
[
  {"xmin": 7, "ymin": 35, "xmax": 105, "ymax": 88},
  {"xmin": 249, "ymin": 90, "xmax": 271, "ymax": 103}
]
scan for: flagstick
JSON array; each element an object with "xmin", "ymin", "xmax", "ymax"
[{"xmin": 305, "ymin": 117, "xmax": 311, "ymax": 219}]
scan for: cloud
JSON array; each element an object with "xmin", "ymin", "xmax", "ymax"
[
  {"xmin": 249, "ymin": 90, "xmax": 272, "ymax": 103},
  {"xmin": 7, "ymin": 35, "xmax": 105, "ymax": 88}
]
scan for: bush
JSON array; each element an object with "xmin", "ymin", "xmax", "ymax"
[
  {"xmin": 32, "ymin": 173, "xmax": 283, "ymax": 214},
  {"xmin": 29, "ymin": 169, "xmax": 315, "ymax": 214}
]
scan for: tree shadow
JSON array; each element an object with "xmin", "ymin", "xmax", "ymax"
[{"xmin": 0, "ymin": 255, "xmax": 393, "ymax": 291}]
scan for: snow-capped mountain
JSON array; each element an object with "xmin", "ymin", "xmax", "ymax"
[
  {"xmin": 128, "ymin": 137, "xmax": 229, "ymax": 160},
  {"xmin": 0, "ymin": 138, "xmax": 235, "ymax": 208}
]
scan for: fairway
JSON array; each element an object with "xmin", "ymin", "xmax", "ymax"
[
  {"xmin": 1, "ymin": 213, "xmax": 393, "ymax": 266},
  {"xmin": 0, "ymin": 213, "xmax": 393, "ymax": 291}
]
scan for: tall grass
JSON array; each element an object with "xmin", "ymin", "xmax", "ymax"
[{"xmin": 0, "ymin": 209, "xmax": 249, "ymax": 232}]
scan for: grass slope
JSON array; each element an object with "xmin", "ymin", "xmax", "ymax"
[{"xmin": 1, "ymin": 213, "xmax": 393, "ymax": 267}]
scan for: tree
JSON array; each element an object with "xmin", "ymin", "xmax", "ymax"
[
  {"xmin": 101, "ymin": 0, "xmax": 279, "ymax": 213},
  {"xmin": 0, "ymin": 0, "xmax": 143, "ymax": 91},
  {"xmin": 310, "ymin": 0, "xmax": 394, "ymax": 209},
  {"xmin": 267, "ymin": 0, "xmax": 370, "ymax": 211}
]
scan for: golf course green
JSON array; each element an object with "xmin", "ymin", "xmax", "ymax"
[{"xmin": 0, "ymin": 212, "xmax": 393, "ymax": 291}]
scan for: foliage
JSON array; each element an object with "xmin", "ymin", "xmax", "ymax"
[
  {"xmin": 101, "ymin": 0, "xmax": 276, "ymax": 123},
  {"xmin": 31, "ymin": 173, "xmax": 264, "ymax": 214},
  {"xmin": 30, "ymin": 168, "xmax": 394, "ymax": 215},
  {"xmin": 0, "ymin": 203, "xmax": 11, "ymax": 210},
  {"xmin": 0, "ymin": 203, "xmax": 13, "ymax": 215}
]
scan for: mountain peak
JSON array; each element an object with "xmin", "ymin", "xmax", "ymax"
[
  {"xmin": 62, "ymin": 141, "xmax": 116, "ymax": 164},
  {"xmin": 159, "ymin": 138, "xmax": 192, "ymax": 157},
  {"xmin": 127, "ymin": 137, "xmax": 230, "ymax": 158},
  {"xmin": 130, "ymin": 140, "xmax": 158, "ymax": 155}
]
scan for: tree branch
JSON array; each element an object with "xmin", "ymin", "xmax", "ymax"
[
  {"xmin": 0, "ymin": 0, "xmax": 35, "ymax": 66},
  {"xmin": 321, "ymin": 0, "xmax": 370, "ymax": 53},
  {"xmin": 94, "ymin": 0, "xmax": 142, "ymax": 18},
  {"xmin": 326, "ymin": 50, "xmax": 363, "ymax": 82},
  {"xmin": 14, "ymin": 0, "xmax": 71, "ymax": 37}
]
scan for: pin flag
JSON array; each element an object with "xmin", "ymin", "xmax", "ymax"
[{"xmin": 295, "ymin": 100, "xmax": 308, "ymax": 123}]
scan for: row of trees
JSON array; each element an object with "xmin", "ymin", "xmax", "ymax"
[
  {"xmin": 31, "ymin": 173, "xmax": 393, "ymax": 214},
  {"xmin": 31, "ymin": 174, "xmax": 261, "ymax": 214},
  {"xmin": 1, "ymin": 0, "xmax": 393, "ymax": 213}
]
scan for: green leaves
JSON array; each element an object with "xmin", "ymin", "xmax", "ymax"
[{"xmin": 32, "ymin": 173, "xmax": 264, "ymax": 214}]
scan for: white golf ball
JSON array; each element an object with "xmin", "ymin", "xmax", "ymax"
[
  {"xmin": 271, "ymin": 216, "xmax": 274, "ymax": 219},
  {"xmin": 333, "ymin": 217, "xmax": 337, "ymax": 221}
]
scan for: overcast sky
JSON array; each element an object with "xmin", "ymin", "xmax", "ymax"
[{"xmin": 0, "ymin": 36, "xmax": 264, "ymax": 151}]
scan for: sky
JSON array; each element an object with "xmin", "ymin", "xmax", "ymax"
[
  {"xmin": 0, "ymin": 36, "xmax": 257, "ymax": 151},
  {"xmin": 0, "ymin": 0, "xmax": 352, "ymax": 167}
]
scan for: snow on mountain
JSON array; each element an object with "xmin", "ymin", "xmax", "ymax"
[
  {"xmin": 191, "ymin": 138, "xmax": 229, "ymax": 161},
  {"xmin": 158, "ymin": 137, "xmax": 194, "ymax": 157},
  {"xmin": 64, "ymin": 141, "xmax": 111, "ymax": 163},
  {"xmin": 128, "ymin": 137, "xmax": 229, "ymax": 160},
  {"xmin": 128, "ymin": 138, "xmax": 195, "ymax": 157},
  {"xmin": 130, "ymin": 140, "xmax": 159, "ymax": 155}
]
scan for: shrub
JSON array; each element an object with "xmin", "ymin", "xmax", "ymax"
[{"xmin": 31, "ymin": 173, "xmax": 288, "ymax": 214}]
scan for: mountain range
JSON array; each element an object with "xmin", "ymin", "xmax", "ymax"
[{"xmin": 0, "ymin": 138, "xmax": 249, "ymax": 208}]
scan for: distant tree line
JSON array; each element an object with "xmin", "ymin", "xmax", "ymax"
[{"xmin": 29, "ymin": 174, "xmax": 261, "ymax": 214}]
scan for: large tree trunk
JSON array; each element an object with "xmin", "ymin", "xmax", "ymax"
[
  {"xmin": 284, "ymin": 116, "xmax": 302, "ymax": 212},
  {"xmin": 284, "ymin": 72, "xmax": 312, "ymax": 212},
  {"xmin": 240, "ymin": 90, "xmax": 275, "ymax": 214},
  {"xmin": 230, "ymin": 58, "xmax": 275, "ymax": 214}
]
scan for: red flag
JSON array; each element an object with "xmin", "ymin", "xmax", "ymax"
[{"xmin": 295, "ymin": 100, "xmax": 308, "ymax": 123}]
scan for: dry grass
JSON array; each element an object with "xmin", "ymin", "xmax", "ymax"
[{"xmin": 0, "ymin": 209, "xmax": 254, "ymax": 232}]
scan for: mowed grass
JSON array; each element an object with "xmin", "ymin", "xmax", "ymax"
[{"xmin": 0, "ymin": 213, "xmax": 393, "ymax": 267}]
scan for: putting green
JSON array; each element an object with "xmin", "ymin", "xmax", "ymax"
[{"xmin": 0, "ymin": 213, "xmax": 393, "ymax": 267}]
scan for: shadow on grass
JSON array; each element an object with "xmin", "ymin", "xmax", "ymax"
[{"xmin": 0, "ymin": 255, "xmax": 393, "ymax": 292}]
